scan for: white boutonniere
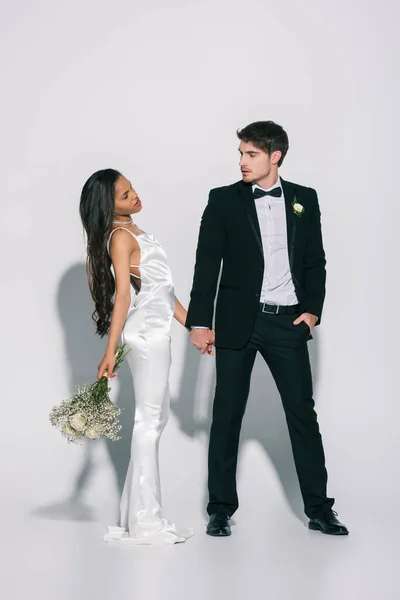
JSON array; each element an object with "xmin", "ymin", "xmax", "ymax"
[{"xmin": 292, "ymin": 197, "xmax": 305, "ymax": 217}]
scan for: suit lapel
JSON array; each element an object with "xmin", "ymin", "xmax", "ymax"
[
  {"xmin": 237, "ymin": 181, "xmax": 264, "ymax": 257},
  {"xmin": 281, "ymin": 178, "xmax": 297, "ymax": 268}
]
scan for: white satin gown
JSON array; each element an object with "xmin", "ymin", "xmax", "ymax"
[{"xmin": 103, "ymin": 227, "xmax": 193, "ymax": 545}]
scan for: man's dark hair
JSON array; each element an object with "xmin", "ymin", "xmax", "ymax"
[{"xmin": 237, "ymin": 120, "xmax": 289, "ymax": 167}]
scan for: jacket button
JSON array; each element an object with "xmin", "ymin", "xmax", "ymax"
[{"xmin": 255, "ymin": 293, "xmax": 260, "ymax": 298}]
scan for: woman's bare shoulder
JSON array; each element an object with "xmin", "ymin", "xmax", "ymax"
[{"xmin": 109, "ymin": 228, "xmax": 139, "ymax": 253}]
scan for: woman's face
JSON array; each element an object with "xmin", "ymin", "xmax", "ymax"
[{"xmin": 114, "ymin": 176, "xmax": 142, "ymax": 216}]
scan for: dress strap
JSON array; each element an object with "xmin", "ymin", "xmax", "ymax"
[{"xmin": 107, "ymin": 227, "xmax": 139, "ymax": 255}]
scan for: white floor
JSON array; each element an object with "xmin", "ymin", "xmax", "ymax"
[{"xmin": 4, "ymin": 498, "xmax": 398, "ymax": 600}]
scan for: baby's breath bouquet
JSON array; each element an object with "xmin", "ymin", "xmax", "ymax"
[{"xmin": 50, "ymin": 345, "xmax": 131, "ymax": 444}]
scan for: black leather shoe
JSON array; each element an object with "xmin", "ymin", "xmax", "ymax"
[
  {"xmin": 308, "ymin": 510, "xmax": 349, "ymax": 536},
  {"xmin": 206, "ymin": 513, "xmax": 231, "ymax": 537}
]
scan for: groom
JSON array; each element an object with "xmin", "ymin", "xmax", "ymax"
[{"xmin": 186, "ymin": 121, "xmax": 348, "ymax": 536}]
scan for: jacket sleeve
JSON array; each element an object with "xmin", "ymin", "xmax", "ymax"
[
  {"xmin": 185, "ymin": 191, "xmax": 225, "ymax": 328},
  {"xmin": 303, "ymin": 190, "xmax": 326, "ymax": 323}
]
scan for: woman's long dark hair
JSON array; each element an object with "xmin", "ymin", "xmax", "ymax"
[{"xmin": 79, "ymin": 168, "xmax": 122, "ymax": 337}]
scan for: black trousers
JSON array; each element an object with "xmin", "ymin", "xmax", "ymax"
[{"xmin": 207, "ymin": 310, "xmax": 334, "ymax": 519}]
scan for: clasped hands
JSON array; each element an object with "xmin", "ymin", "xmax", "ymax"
[{"xmin": 189, "ymin": 328, "xmax": 215, "ymax": 355}]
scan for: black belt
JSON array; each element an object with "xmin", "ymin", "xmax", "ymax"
[{"xmin": 259, "ymin": 302, "xmax": 300, "ymax": 315}]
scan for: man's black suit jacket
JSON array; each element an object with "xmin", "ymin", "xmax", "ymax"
[{"xmin": 186, "ymin": 178, "xmax": 326, "ymax": 350}]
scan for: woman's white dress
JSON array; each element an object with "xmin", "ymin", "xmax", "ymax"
[{"xmin": 104, "ymin": 228, "xmax": 193, "ymax": 545}]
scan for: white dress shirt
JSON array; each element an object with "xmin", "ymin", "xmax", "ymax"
[{"xmin": 253, "ymin": 177, "xmax": 298, "ymax": 305}]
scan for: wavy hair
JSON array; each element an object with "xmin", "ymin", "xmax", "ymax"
[{"xmin": 79, "ymin": 168, "xmax": 121, "ymax": 337}]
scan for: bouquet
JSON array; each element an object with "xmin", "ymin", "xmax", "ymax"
[{"xmin": 49, "ymin": 345, "xmax": 131, "ymax": 444}]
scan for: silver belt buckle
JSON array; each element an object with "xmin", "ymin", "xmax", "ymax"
[{"xmin": 262, "ymin": 303, "xmax": 280, "ymax": 314}]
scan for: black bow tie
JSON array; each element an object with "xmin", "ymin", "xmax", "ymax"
[{"xmin": 253, "ymin": 186, "xmax": 282, "ymax": 199}]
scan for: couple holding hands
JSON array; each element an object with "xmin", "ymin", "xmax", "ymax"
[{"xmin": 79, "ymin": 120, "xmax": 348, "ymax": 545}]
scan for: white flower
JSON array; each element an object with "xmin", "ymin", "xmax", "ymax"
[
  {"xmin": 69, "ymin": 413, "xmax": 87, "ymax": 433},
  {"xmin": 86, "ymin": 426, "xmax": 101, "ymax": 440},
  {"xmin": 293, "ymin": 202, "xmax": 304, "ymax": 214},
  {"xmin": 62, "ymin": 424, "xmax": 79, "ymax": 439}
]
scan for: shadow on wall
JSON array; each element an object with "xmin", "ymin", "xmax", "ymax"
[
  {"xmin": 32, "ymin": 263, "xmax": 135, "ymax": 522},
  {"xmin": 33, "ymin": 262, "xmax": 321, "ymax": 525}
]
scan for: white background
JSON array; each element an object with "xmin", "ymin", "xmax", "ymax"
[{"xmin": 1, "ymin": 1, "xmax": 399, "ymax": 599}]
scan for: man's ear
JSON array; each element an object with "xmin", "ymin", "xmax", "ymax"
[{"xmin": 271, "ymin": 150, "xmax": 282, "ymax": 166}]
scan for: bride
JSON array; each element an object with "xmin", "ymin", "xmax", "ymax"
[{"xmin": 79, "ymin": 168, "xmax": 206, "ymax": 544}]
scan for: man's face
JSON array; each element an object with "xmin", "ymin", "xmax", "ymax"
[{"xmin": 238, "ymin": 140, "xmax": 281, "ymax": 184}]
